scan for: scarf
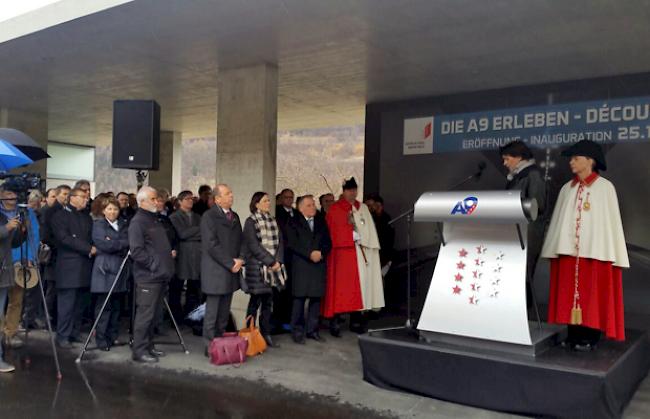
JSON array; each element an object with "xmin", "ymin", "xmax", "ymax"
[
  {"xmin": 506, "ymin": 158, "xmax": 536, "ymax": 181},
  {"xmin": 251, "ymin": 211, "xmax": 286, "ymax": 288}
]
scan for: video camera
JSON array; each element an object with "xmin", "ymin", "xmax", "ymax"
[{"xmin": 0, "ymin": 172, "xmax": 42, "ymax": 204}]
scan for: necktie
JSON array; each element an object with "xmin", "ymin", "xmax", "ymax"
[
  {"xmin": 308, "ymin": 218, "xmax": 314, "ymax": 232},
  {"xmin": 226, "ymin": 211, "xmax": 233, "ymax": 221}
]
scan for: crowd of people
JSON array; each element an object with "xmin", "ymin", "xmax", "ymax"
[
  {"xmin": 0, "ymin": 139, "xmax": 623, "ymax": 372},
  {"xmin": 0, "ymin": 177, "xmax": 395, "ymax": 370}
]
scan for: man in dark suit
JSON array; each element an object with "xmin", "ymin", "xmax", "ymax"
[
  {"xmin": 286, "ymin": 195, "xmax": 332, "ymax": 344},
  {"xmin": 129, "ymin": 186, "xmax": 175, "ymax": 363},
  {"xmin": 200, "ymin": 184, "xmax": 243, "ymax": 354},
  {"xmin": 41, "ymin": 185, "xmax": 71, "ymax": 327},
  {"xmin": 192, "ymin": 185, "xmax": 212, "ymax": 216},
  {"xmin": 51, "ymin": 187, "xmax": 95, "ymax": 348},
  {"xmin": 116, "ymin": 191, "xmax": 135, "ymax": 225},
  {"xmin": 169, "ymin": 190, "xmax": 202, "ymax": 318},
  {"xmin": 272, "ymin": 188, "xmax": 295, "ymax": 331}
]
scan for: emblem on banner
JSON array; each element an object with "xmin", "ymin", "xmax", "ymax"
[{"xmin": 451, "ymin": 196, "xmax": 478, "ymax": 215}]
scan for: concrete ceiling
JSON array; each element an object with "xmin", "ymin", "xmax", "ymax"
[{"xmin": 1, "ymin": 0, "xmax": 649, "ymax": 146}]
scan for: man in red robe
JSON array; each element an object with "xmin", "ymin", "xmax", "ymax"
[{"xmin": 323, "ymin": 177, "xmax": 384, "ymax": 336}]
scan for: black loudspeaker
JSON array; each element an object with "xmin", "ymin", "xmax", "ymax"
[{"xmin": 112, "ymin": 100, "xmax": 160, "ymax": 170}]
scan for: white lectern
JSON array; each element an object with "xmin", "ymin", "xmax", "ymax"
[{"xmin": 414, "ymin": 190, "xmax": 564, "ymax": 355}]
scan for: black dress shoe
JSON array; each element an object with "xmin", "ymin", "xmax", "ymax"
[
  {"xmin": 573, "ymin": 343, "xmax": 596, "ymax": 352},
  {"xmin": 133, "ymin": 354, "xmax": 158, "ymax": 363},
  {"xmin": 306, "ymin": 333, "xmax": 325, "ymax": 343},
  {"xmin": 149, "ymin": 348, "xmax": 166, "ymax": 358},
  {"xmin": 329, "ymin": 328, "xmax": 342, "ymax": 338},
  {"xmin": 56, "ymin": 340, "xmax": 74, "ymax": 349},
  {"xmin": 292, "ymin": 334, "xmax": 306, "ymax": 344},
  {"xmin": 263, "ymin": 335, "xmax": 280, "ymax": 348}
]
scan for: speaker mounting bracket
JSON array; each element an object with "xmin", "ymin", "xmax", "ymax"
[{"xmin": 135, "ymin": 170, "xmax": 148, "ymax": 191}]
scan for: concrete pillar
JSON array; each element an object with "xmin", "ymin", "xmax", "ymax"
[
  {"xmin": 216, "ymin": 63, "xmax": 278, "ymax": 215},
  {"xmin": 148, "ymin": 131, "xmax": 182, "ymax": 195},
  {"xmin": 216, "ymin": 63, "xmax": 278, "ymax": 327},
  {"xmin": 0, "ymin": 108, "xmax": 48, "ymax": 178}
]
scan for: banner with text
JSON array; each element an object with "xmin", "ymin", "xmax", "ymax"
[{"xmin": 403, "ymin": 96, "xmax": 650, "ymax": 154}]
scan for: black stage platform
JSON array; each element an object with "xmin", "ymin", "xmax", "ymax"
[{"xmin": 358, "ymin": 328, "xmax": 650, "ymax": 419}]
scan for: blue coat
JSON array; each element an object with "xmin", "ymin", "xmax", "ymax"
[{"xmin": 91, "ymin": 218, "xmax": 130, "ymax": 293}]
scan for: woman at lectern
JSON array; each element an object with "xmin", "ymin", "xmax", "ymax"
[
  {"xmin": 500, "ymin": 141, "xmax": 546, "ymax": 292},
  {"xmin": 541, "ymin": 140, "xmax": 629, "ymax": 351}
]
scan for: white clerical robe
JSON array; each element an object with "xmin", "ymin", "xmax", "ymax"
[
  {"xmin": 352, "ymin": 203, "xmax": 385, "ymax": 311},
  {"xmin": 541, "ymin": 175, "xmax": 629, "ymax": 268}
]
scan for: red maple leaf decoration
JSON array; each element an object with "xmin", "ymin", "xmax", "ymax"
[
  {"xmin": 470, "ymin": 283, "xmax": 480, "ymax": 291},
  {"xmin": 458, "ymin": 248, "xmax": 468, "ymax": 258},
  {"xmin": 474, "ymin": 258, "xmax": 483, "ymax": 266},
  {"xmin": 456, "ymin": 261, "xmax": 466, "ymax": 270},
  {"xmin": 452, "ymin": 285, "xmax": 462, "ymax": 295},
  {"xmin": 472, "ymin": 270, "xmax": 478, "ymax": 278},
  {"xmin": 454, "ymin": 273, "xmax": 463, "ymax": 282},
  {"xmin": 469, "ymin": 296, "xmax": 475, "ymax": 305}
]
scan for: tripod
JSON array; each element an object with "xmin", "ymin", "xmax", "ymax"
[
  {"xmin": 76, "ymin": 250, "xmax": 189, "ymax": 363},
  {"xmin": 14, "ymin": 203, "xmax": 63, "ymax": 380}
]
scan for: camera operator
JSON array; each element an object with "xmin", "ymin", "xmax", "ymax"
[
  {"xmin": 0, "ymin": 194, "xmax": 24, "ymax": 372},
  {"xmin": 51, "ymin": 187, "xmax": 95, "ymax": 348},
  {"xmin": 0, "ymin": 186, "xmax": 39, "ymax": 349},
  {"xmin": 21, "ymin": 190, "xmax": 47, "ymax": 331}
]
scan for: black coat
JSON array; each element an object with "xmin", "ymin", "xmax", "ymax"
[
  {"xmin": 373, "ymin": 211, "xmax": 395, "ymax": 267},
  {"xmin": 286, "ymin": 215, "xmax": 332, "ymax": 298},
  {"xmin": 158, "ymin": 212, "xmax": 178, "ymax": 251},
  {"xmin": 241, "ymin": 216, "xmax": 284, "ymax": 295},
  {"xmin": 41, "ymin": 202, "xmax": 62, "ymax": 248},
  {"xmin": 128, "ymin": 209, "xmax": 175, "ymax": 284},
  {"xmin": 169, "ymin": 210, "xmax": 202, "ymax": 280},
  {"xmin": 51, "ymin": 206, "xmax": 94, "ymax": 289},
  {"xmin": 505, "ymin": 164, "xmax": 547, "ymax": 273},
  {"xmin": 91, "ymin": 218, "xmax": 130, "ymax": 293},
  {"xmin": 119, "ymin": 206, "xmax": 136, "ymax": 225},
  {"xmin": 200, "ymin": 206, "xmax": 242, "ymax": 296},
  {"xmin": 192, "ymin": 200, "xmax": 210, "ymax": 216}
]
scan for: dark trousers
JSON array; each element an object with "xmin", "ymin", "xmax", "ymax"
[
  {"xmin": 56, "ymin": 288, "xmax": 84, "ymax": 343},
  {"xmin": 291, "ymin": 297, "xmax": 320, "ymax": 337},
  {"xmin": 23, "ymin": 280, "xmax": 44, "ymax": 327},
  {"xmin": 168, "ymin": 278, "xmax": 201, "ymax": 321},
  {"xmin": 154, "ymin": 283, "xmax": 169, "ymax": 331},
  {"xmin": 271, "ymin": 260, "xmax": 292, "ymax": 328},
  {"xmin": 246, "ymin": 293, "xmax": 273, "ymax": 335},
  {"xmin": 203, "ymin": 293, "xmax": 233, "ymax": 346},
  {"xmin": 94, "ymin": 292, "xmax": 122, "ymax": 347},
  {"xmin": 168, "ymin": 278, "xmax": 184, "ymax": 323},
  {"xmin": 132, "ymin": 282, "xmax": 164, "ymax": 357},
  {"xmin": 185, "ymin": 279, "xmax": 201, "ymax": 315},
  {"xmin": 45, "ymin": 266, "xmax": 57, "ymax": 326},
  {"xmin": 567, "ymin": 325, "xmax": 602, "ymax": 346}
]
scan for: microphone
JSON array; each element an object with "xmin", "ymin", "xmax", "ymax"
[
  {"xmin": 474, "ymin": 161, "xmax": 487, "ymax": 179},
  {"xmin": 448, "ymin": 161, "xmax": 487, "ymax": 191}
]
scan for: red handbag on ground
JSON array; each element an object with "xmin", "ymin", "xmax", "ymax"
[{"xmin": 208, "ymin": 332, "xmax": 248, "ymax": 367}]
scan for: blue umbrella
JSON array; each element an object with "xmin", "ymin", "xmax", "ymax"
[
  {"xmin": 0, "ymin": 139, "xmax": 34, "ymax": 172},
  {"xmin": 0, "ymin": 128, "xmax": 50, "ymax": 161}
]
